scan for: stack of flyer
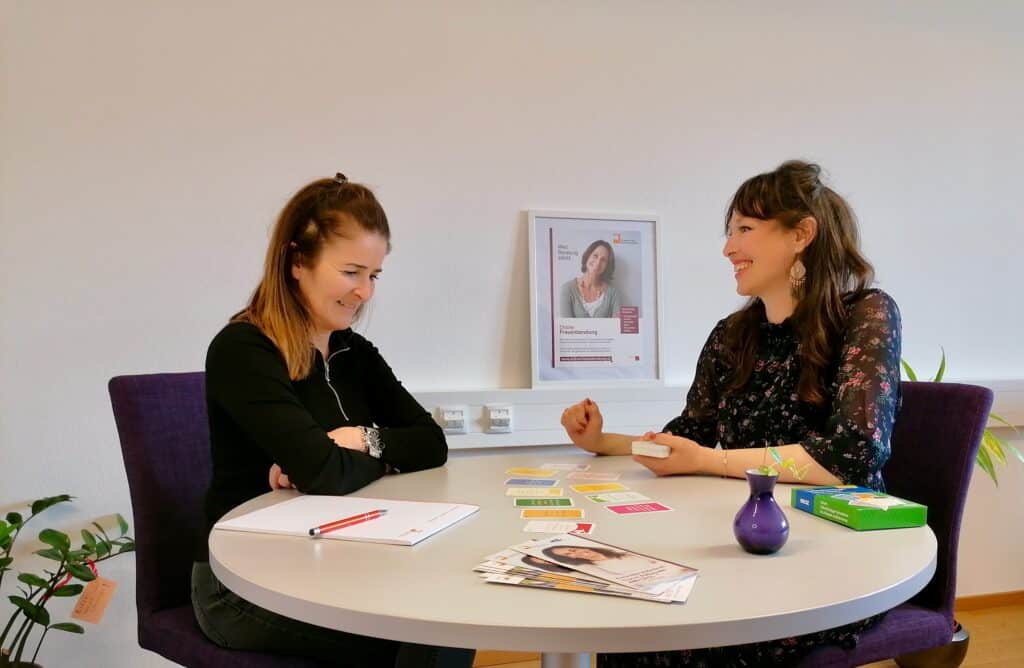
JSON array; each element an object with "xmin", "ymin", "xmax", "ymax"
[{"xmin": 476, "ymin": 533, "xmax": 697, "ymax": 604}]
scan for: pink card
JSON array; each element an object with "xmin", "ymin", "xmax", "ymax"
[{"xmin": 606, "ymin": 502, "xmax": 673, "ymax": 515}]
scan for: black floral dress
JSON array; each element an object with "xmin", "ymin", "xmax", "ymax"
[{"xmin": 600, "ymin": 289, "xmax": 902, "ymax": 668}]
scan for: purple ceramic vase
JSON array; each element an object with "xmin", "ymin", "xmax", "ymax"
[{"xmin": 733, "ymin": 469, "xmax": 789, "ymax": 554}]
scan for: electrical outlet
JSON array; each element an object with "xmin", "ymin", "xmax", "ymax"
[
  {"xmin": 485, "ymin": 404, "xmax": 513, "ymax": 433},
  {"xmin": 438, "ymin": 405, "xmax": 468, "ymax": 434}
]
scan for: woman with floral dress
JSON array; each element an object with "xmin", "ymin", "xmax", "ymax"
[{"xmin": 560, "ymin": 160, "xmax": 901, "ymax": 667}]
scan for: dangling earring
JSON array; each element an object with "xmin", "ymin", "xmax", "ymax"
[{"xmin": 789, "ymin": 258, "xmax": 806, "ymax": 289}]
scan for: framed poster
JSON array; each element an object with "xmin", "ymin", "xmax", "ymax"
[{"xmin": 528, "ymin": 210, "xmax": 663, "ymax": 387}]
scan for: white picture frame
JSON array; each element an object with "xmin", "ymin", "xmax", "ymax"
[{"xmin": 528, "ymin": 210, "xmax": 664, "ymax": 387}]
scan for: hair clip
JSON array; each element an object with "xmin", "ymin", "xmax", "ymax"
[{"xmin": 334, "ymin": 172, "xmax": 348, "ymax": 184}]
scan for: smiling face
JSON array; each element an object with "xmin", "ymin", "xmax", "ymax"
[
  {"xmin": 291, "ymin": 227, "xmax": 388, "ymax": 339},
  {"xmin": 584, "ymin": 244, "xmax": 611, "ymax": 281},
  {"xmin": 722, "ymin": 212, "xmax": 805, "ymax": 301},
  {"xmin": 553, "ymin": 546, "xmax": 607, "ymax": 562}
]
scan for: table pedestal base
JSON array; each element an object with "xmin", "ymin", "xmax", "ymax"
[{"xmin": 541, "ymin": 652, "xmax": 591, "ymax": 668}]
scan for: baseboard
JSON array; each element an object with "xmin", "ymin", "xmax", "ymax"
[
  {"xmin": 473, "ymin": 650, "xmax": 540, "ymax": 666},
  {"xmin": 955, "ymin": 589, "xmax": 1024, "ymax": 611}
]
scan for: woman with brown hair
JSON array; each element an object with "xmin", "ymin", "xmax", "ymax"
[
  {"xmin": 560, "ymin": 239, "xmax": 624, "ymax": 318},
  {"xmin": 561, "ymin": 160, "xmax": 901, "ymax": 666},
  {"xmin": 191, "ymin": 173, "xmax": 474, "ymax": 667}
]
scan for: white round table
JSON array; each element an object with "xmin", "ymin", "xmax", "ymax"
[{"xmin": 210, "ymin": 450, "xmax": 936, "ymax": 668}]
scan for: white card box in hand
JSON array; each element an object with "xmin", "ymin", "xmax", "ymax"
[
  {"xmin": 215, "ymin": 495, "xmax": 479, "ymax": 546},
  {"xmin": 631, "ymin": 441, "xmax": 670, "ymax": 458}
]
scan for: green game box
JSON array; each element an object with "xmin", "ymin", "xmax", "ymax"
[{"xmin": 790, "ymin": 485, "xmax": 927, "ymax": 530}]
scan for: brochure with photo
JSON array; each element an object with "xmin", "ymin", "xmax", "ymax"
[{"xmin": 512, "ymin": 533, "xmax": 697, "ymax": 598}]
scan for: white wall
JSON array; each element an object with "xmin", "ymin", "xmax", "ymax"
[{"xmin": 2, "ymin": 1, "xmax": 1022, "ymax": 665}]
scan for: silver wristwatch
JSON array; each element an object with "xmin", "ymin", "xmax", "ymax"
[{"xmin": 360, "ymin": 426, "xmax": 384, "ymax": 459}]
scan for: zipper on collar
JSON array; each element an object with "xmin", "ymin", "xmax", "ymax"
[{"xmin": 320, "ymin": 347, "xmax": 351, "ymax": 421}]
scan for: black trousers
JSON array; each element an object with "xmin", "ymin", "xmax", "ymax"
[{"xmin": 191, "ymin": 562, "xmax": 475, "ymax": 668}]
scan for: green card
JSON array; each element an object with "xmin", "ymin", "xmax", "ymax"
[{"xmin": 513, "ymin": 497, "xmax": 574, "ymax": 507}]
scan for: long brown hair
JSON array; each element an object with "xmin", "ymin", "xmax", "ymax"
[
  {"xmin": 234, "ymin": 174, "xmax": 391, "ymax": 380},
  {"xmin": 723, "ymin": 160, "xmax": 874, "ymax": 405}
]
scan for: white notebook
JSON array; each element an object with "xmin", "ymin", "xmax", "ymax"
[{"xmin": 215, "ymin": 495, "xmax": 479, "ymax": 546}]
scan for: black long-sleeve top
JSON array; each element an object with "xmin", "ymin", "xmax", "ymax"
[{"xmin": 196, "ymin": 321, "xmax": 447, "ymax": 561}]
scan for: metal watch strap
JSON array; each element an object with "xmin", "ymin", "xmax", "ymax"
[{"xmin": 361, "ymin": 426, "xmax": 384, "ymax": 459}]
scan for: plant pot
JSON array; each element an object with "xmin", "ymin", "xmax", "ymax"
[
  {"xmin": 894, "ymin": 622, "xmax": 969, "ymax": 668},
  {"xmin": 733, "ymin": 469, "xmax": 789, "ymax": 554}
]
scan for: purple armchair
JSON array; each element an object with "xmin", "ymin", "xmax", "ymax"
[
  {"xmin": 110, "ymin": 372, "xmax": 324, "ymax": 667},
  {"xmin": 799, "ymin": 381, "xmax": 994, "ymax": 668}
]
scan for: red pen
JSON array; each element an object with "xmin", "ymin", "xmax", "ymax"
[{"xmin": 308, "ymin": 509, "xmax": 388, "ymax": 537}]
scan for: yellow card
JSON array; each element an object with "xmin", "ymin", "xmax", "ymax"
[
  {"xmin": 505, "ymin": 468, "xmax": 559, "ymax": 478},
  {"xmin": 570, "ymin": 482, "xmax": 628, "ymax": 494},
  {"xmin": 506, "ymin": 487, "xmax": 564, "ymax": 496},
  {"xmin": 520, "ymin": 508, "xmax": 585, "ymax": 519}
]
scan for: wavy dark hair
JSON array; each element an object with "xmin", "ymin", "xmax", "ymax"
[
  {"xmin": 579, "ymin": 240, "xmax": 615, "ymax": 282},
  {"xmin": 723, "ymin": 160, "xmax": 874, "ymax": 405}
]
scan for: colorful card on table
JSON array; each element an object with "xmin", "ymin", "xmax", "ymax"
[
  {"xmin": 539, "ymin": 462, "xmax": 592, "ymax": 472},
  {"xmin": 506, "ymin": 468, "xmax": 559, "ymax": 478},
  {"xmin": 566, "ymin": 471, "xmax": 621, "ymax": 481},
  {"xmin": 504, "ymin": 478, "xmax": 559, "ymax": 487},
  {"xmin": 523, "ymin": 521, "xmax": 594, "ymax": 534},
  {"xmin": 514, "ymin": 498, "xmax": 574, "ymax": 508},
  {"xmin": 570, "ymin": 482, "xmax": 628, "ymax": 494},
  {"xmin": 586, "ymin": 491, "xmax": 651, "ymax": 504},
  {"xmin": 507, "ymin": 487, "xmax": 564, "ymax": 497},
  {"xmin": 606, "ymin": 502, "xmax": 673, "ymax": 515},
  {"xmin": 520, "ymin": 508, "xmax": 584, "ymax": 520}
]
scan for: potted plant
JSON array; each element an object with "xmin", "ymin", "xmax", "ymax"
[{"xmin": 0, "ymin": 494, "xmax": 134, "ymax": 667}]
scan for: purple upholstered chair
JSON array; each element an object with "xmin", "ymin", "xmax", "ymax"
[
  {"xmin": 110, "ymin": 372, "xmax": 324, "ymax": 667},
  {"xmin": 799, "ymin": 381, "xmax": 994, "ymax": 668}
]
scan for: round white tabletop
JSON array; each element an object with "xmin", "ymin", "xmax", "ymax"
[{"xmin": 209, "ymin": 449, "xmax": 936, "ymax": 655}]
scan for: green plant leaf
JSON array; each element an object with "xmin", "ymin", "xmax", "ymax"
[
  {"xmin": 30, "ymin": 494, "xmax": 73, "ymax": 516},
  {"xmin": 33, "ymin": 547, "xmax": 63, "ymax": 561},
  {"xmin": 6, "ymin": 512, "xmax": 23, "ymax": 526},
  {"xmin": 988, "ymin": 412, "xmax": 1022, "ymax": 435},
  {"xmin": 1007, "ymin": 441, "xmax": 1024, "ymax": 464},
  {"xmin": 982, "ymin": 431, "xmax": 1008, "ymax": 465},
  {"xmin": 80, "ymin": 529, "xmax": 96, "ymax": 549},
  {"xmin": 17, "ymin": 573, "xmax": 48, "ymax": 589},
  {"xmin": 0, "ymin": 523, "xmax": 14, "ymax": 544},
  {"xmin": 65, "ymin": 563, "xmax": 96, "ymax": 582},
  {"xmin": 0, "ymin": 556, "xmax": 13, "ymax": 570},
  {"xmin": 50, "ymin": 584, "xmax": 83, "ymax": 597},
  {"xmin": 66, "ymin": 549, "xmax": 90, "ymax": 562},
  {"xmin": 94, "ymin": 540, "xmax": 110, "ymax": 558},
  {"xmin": 116, "ymin": 514, "xmax": 129, "ymax": 535},
  {"xmin": 934, "ymin": 347, "xmax": 946, "ymax": 382},
  {"xmin": 8, "ymin": 595, "xmax": 51, "ymax": 625},
  {"xmin": 49, "ymin": 622, "xmax": 85, "ymax": 634},
  {"xmin": 117, "ymin": 538, "xmax": 136, "ymax": 554},
  {"xmin": 38, "ymin": 529, "xmax": 70, "ymax": 553},
  {"xmin": 976, "ymin": 445, "xmax": 997, "ymax": 486},
  {"xmin": 900, "ymin": 359, "xmax": 918, "ymax": 381}
]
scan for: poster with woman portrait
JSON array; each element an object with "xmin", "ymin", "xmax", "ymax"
[{"xmin": 528, "ymin": 211, "xmax": 662, "ymax": 386}]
